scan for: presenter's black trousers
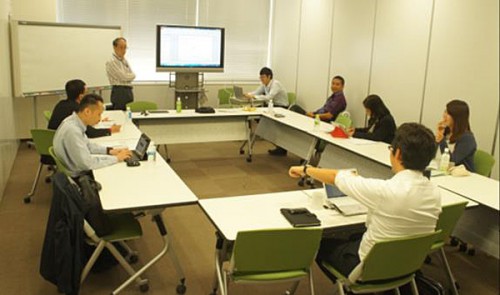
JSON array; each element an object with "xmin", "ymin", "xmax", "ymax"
[{"xmin": 111, "ymin": 85, "xmax": 134, "ymax": 111}]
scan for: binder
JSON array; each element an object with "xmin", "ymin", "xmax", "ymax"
[{"xmin": 280, "ymin": 208, "xmax": 321, "ymax": 227}]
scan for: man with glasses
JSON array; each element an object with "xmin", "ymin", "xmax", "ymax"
[
  {"xmin": 289, "ymin": 123, "xmax": 441, "ymax": 280},
  {"xmin": 106, "ymin": 37, "xmax": 136, "ymax": 110}
]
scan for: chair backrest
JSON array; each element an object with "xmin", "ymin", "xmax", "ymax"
[
  {"xmin": 126, "ymin": 101, "xmax": 158, "ymax": 112},
  {"xmin": 49, "ymin": 146, "xmax": 71, "ymax": 176},
  {"xmin": 474, "ymin": 149, "xmax": 495, "ymax": 177},
  {"xmin": 359, "ymin": 231, "xmax": 440, "ymax": 282},
  {"xmin": 287, "ymin": 92, "xmax": 297, "ymax": 107},
  {"xmin": 335, "ymin": 112, "xmax": 352, "ymax": 128},
  {"xmin": 435, "ymin": 202, "xmax": 467, "ymax": 245},
  {"xmin": 30, "ymin": 129, "xmax": 55, "ymax": 157},
  {"xmin": 218, "ymin": 88, "xmax": 234, "ymax": 106},
  {"xmin": 43, "ymin": 110, "xmax": 52, "ymax": 122},
  {"xmin": 230, "ymin": 228, "xmax": 322, "ymax": 274}
]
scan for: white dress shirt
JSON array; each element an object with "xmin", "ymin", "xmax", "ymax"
[
  {"xmin": 335, "ymin": 169, "xmax": 442, "ymax": 260},
  {"xmin": 250, "ymin": 79, "xmax": 289, "ymax": 107},
  {"xmin": 105, "ymin": 54, "xmax": 136, "ymax": 86},
  {"xmin": 53, "ymin": 113, "xmax": 117, "ymax": 177}
]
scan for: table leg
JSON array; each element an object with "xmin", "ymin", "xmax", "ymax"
[
  {"xmin": 210, "ymin": 231, "xmax": 231, "ymax": 295},
  {"xmin": 111, "ymin": 213, "xmax": 186, "ymax": 294}
]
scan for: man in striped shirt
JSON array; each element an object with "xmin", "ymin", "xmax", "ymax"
[{"xmin": 105, "ymin": 37, "xmax": 136, "ymax": 110}]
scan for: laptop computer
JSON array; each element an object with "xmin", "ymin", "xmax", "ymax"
[
  {"xmin": 127, "ymin": 133, "xmax": 151, "ymax": 163},
  {"xmin": 324, "ymin": 183, "xmax": 368, "ymax": 216}
]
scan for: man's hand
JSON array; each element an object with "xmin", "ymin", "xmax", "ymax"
[
  {"xmin": 346, "ymin": 127, "xmax": 355, "ymax": 137},
  {"xmin": 306, "ymin": 112, "xmax": 314, "ymax": 118},
  {"xmin": 110, "ymin": 148, "xmax": 132, "ymax": 161},
  {"xmin": 110, "ymin": 124, "xmax": 121, "ymax": 133},
  {"xmin": 243, "ymin": 93, "xmax": 254, "ymax": 99},
  {"xmin": 289, "ymin": 166, "xmax": 305, "ymax": 178}
]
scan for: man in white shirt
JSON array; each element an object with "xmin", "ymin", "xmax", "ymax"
[
  {"xmin": 289, "ymin": 122, "xmax": 441, "ymax": 279},
  {"xmin": 106, "ymin": 37, "xmax": 136, "ymax": 110},
  {"xmin": 54, "ymin": 94, "xmax": 131, "ymax": 178}
]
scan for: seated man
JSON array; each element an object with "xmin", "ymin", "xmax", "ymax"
[
  {"xmin": 244, "ymin": 67, "xmax": 289, "ymax": 108},
  {"xmin": 53, "ymin": 94, "xmax": 131, "ymax": 178},
  {"xmin": 49, "ymin": 79, "xmax": 121, "ymax": 137},
  {"xmin": 246, "ymin": 67, "xmax": 289, "ymax": 156},
  {"xmin": 292, "ymin": 75, "xmax": 347, "ymax": 122},
  {"xmin": 289, "ymin": 122, "xmax": 441, "ymax": 278}
]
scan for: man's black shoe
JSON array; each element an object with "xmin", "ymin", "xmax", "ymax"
[{"xmin": 268, "ymin": 147, "xmax": 287, "ymax": 156}]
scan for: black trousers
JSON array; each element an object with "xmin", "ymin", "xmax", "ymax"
[
  {"xmin": 111, "ymin": 86, "xmax": 134, "ymax": 111},
  {"xmin": 315, "ymin": 235, "xmax": 362, "ymax": 281}
]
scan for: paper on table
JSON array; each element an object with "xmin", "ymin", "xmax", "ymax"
[{"xmin": 348, "ymin": 138, "xmax": 377, "ymax": 145}]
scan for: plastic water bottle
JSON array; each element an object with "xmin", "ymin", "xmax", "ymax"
[
  {"xmin": 176, "ymin": 97, "xmax": 182, "ymax": 113},
  {"xmin": 439, "ymin": 148, "xmax": 450, "ymax": 172},
  {"xmin": 268, "ymin": 99, "xmax": 274, "ymax": 115},
  {"xmin": 126, "ymin": 106, "xmax": 132, "ymax": 122},
  {"xmin": 314, "ymin": 114, "xmax": 320, "ymax": 132},
  {"xmin": 147, "ymin": 145, "xmax": 156, "ymax": 162}
]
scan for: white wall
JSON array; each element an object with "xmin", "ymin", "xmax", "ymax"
[
  {"xmin": 272, "ymin": 0, "xmax": 499, "ymax": 178},
  {"xmin": 329, "ymin": 0, "xmax": 376, "ymax": 125},
  {"xmin": 0, "ymin": 0, "xmax": 19, "ymax": 200}
]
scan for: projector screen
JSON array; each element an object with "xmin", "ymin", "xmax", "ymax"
[{"xmin": 156, "ymin": 25, "xmax": 225, "ymax": 72}]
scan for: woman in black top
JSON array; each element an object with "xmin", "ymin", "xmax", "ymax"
[{"xmin": 348, "ymin": 94, "xmax": 396, "ymax": 144}]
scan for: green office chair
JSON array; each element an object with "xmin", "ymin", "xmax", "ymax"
[
  {"xmin": 218, "ymin": 88, "xmax": 234, "ymax": 108},
  {"xmin": 43, "ymin": 110, "xmax": 52, "ymax": 122},
  {"xmin": 428, "ymin": 202, "xmax": 467, "ymax": 295},
  {"xmin": 474, "ymin": 149, "xmax": 495, "ymax": 177},
  {"xmin": 49, "ymin": 146, "xmax": 72, "ymax": 177},
  {"xmin": 334, "ymin": 111, "xmax": 352, "ymax": 129},
  {"xmin": 287, "ymin": 92, "xmax": 297, "ymax": 109},
  {"xmin": 81, "ymin": 212, "xmax": 149, "ymax": 292},
  {"xmin": 320, "ymin": 231, "xmax": 441, "ymax": 295},
  {"xmin": 214, "ymin": 228, "xmax": 322, "ymax": 295},
  {"xmin": 24, "ymin": 129, "xmax": 56, "ymax": 203},
  {"xmin": 126, "ymin": 101, "xmax": 158, "ymax": 112}
]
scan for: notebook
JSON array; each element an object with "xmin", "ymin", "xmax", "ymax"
[
  {"xmin": 280, "ymin": 208, "xmax": 321, "ymax": 227},
  {"xmin": 324, "ymin": 184, "xmax": 368, "ymax": 216}
]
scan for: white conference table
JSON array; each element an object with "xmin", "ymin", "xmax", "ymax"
[
  {"xmin": 199, "ymin": 188, "xmax": 474, "ymax": 295},
  {"xmin": 132, "ymin": 108, "xmax": 263, "ymax": 162},
  {"xmin": 91, "ymin": 111, "xmax": 198, "ymax": 294}
]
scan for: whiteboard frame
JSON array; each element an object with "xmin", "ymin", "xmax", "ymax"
[{"xmin": 10, "ymin": 20, "xmax": 121, "ymax": 97}]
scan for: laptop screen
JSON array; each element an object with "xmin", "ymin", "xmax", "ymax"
[
  {"xmin": 135, "ymin": 134, "xmax": 151, "ymax": 157},
  {"xmin": 324, "ymin": 183, "xmax": 347, "ymax": 199},
  {"xmin": 233, "ymin": 86, "xmax": 244, "ymax": 99}
]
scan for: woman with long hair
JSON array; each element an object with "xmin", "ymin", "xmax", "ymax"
[
  {"xmin": 435, "ymin": 99, "xmax": 477, "ymax": 172},
  {"xmin": 348, "ymin": 94, "xmax": 396, "ymax": 144}
]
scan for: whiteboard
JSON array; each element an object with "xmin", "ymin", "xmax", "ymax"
[{"xmin": 10, "ymin": 20, "xmax": 121, "ymax": 97}]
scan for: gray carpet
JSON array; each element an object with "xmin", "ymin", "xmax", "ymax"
[{"xmin": 0, "ymin": 141, "xmax": 497, "ymax": 295}]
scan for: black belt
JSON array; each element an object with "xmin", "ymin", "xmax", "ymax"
[{"xmin": 112, "ymin": 85, "xmax": 133, "ymax": 89}]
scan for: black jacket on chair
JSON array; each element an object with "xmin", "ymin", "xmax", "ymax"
[{"xmin": 40, "ymin": 173, "xmax": 85, "ymax": 295}]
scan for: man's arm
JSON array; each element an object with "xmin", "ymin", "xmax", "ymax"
[
  {"xmin": 254, "ymin": 82, "xmax": 283, "ymax": 102},
  {"xmin": 106, "ymin": 60, "xmax": 136, "ymax": 83},
  {"xmin": 86, "ymin": 126, "xmax": 111, "ymax": 138},
  {"xmin": 64, "ymin": 130, "xmax": 118, "ymax": 171}
]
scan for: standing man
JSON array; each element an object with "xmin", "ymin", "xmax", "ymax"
[
  {"xmin": 244, "ymin": 67, "xmax": 289, "ymax": 108},
  {"xmin": 106, "ymin": 37, "xmax": 136, "ymax": 110}
]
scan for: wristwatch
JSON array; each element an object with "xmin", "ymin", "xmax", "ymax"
[{"xmin": 303, "ymin": 165, "xmax": 308, "ymax": 176}]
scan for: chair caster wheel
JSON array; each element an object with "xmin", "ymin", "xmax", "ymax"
[
  {"xmin": 459, "ymin": 243, "xmax": 467, "ymax": 252},
  {"xmin": 239, "ymin": 149, "xmax": 244, "ymax": 155},
  {"xmin": 139, "ymin": 283, "xmax": 149, "ymax": 292},
  {"xmin": 424, "ymin": 255, "xmax": 432, "ymax": 264},
  {"xmin": 176, "ymin": 284, "xmax": 186, "ymax": 294},
  {"xmin": 246, "ymin": 157, "xmax": 252, "ymax": 163},
  {"xmin": 45, "ymin": 176, "xmax": 52, "ymax": 183},
  {"xmin": 23, "ymin": 196, "xmax": 31, "ymax": 204},
  {"xmin": 467, "ymin": 248, "xmax": 476, "ymax": 256},
  {"xmin": 298, "ymin": 179, "xmax": 305, "ymax": 187},
  {"xmin": 450, "ymin": 237, "xmax": 459, "ymax": 246},
  {"xmin": 127, "ymin": 254, "xmax": 139, "ymax": 264},
  {"xmin": 166, "ymin": 158, "xmax": 171, "ymax": 163}
]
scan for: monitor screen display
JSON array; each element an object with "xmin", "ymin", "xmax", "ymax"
[{"xmin": 156, "ymin": 25, "xmax": 224, "ymax": 72}]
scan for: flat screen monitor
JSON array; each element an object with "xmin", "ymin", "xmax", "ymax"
[{"xmin": 156, "ymin": 24, "xmax": 225, "ymax": 72}]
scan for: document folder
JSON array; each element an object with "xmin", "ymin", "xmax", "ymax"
[{"xmin": 280, "ymin": 208, "xmax": 321, "ymax": 228}]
